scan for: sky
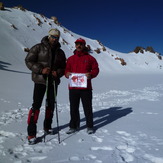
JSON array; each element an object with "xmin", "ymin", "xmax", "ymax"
[{"xmin": 3, "ymin": 0, "xmax": 163, "ymax": 54}]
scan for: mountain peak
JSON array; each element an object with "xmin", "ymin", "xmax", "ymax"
[{"xmin": 0, "ymin": 6, "xmax": 163, "ymax": 74}]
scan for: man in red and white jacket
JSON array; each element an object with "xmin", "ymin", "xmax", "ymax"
[{"xmin": 65, "ymin": 38, "xmax": 99, "ymax": 134}]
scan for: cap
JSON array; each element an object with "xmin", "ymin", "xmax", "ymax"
[
  {"xmin": 48, "ymin": 28, "xmax": 60, "ymax": 37},
  {"xmin": 75, "ymin": 38, "xmax": 86, "ymax": 45}
]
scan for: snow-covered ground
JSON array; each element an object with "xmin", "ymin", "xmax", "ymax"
[
  {"xmin": 0, "ymin": 7, "xmax": 163, "ymax": 163},
  {"xmin": 0, "ymin": 68, "xmax": 163, "ymax": 163}
]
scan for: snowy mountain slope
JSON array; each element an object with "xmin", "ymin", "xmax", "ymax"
[
  {"xmin": 0, "ymin": 7, "xmax": 163, "ymax": 163},
  {"xmin": 0, "ymin": 7, "xmax": 163, "ymax": 74}
]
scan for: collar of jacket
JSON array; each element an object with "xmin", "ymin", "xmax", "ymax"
[
  {"xmin": 74, "ymin": 50, "xmax": 89, "ymax": 56},
  {"xmin": 41, "ymin": 36, "xmax": 61, "ymax": 49}
]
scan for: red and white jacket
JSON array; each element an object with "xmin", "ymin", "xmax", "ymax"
[{"xmin": 65, "ymin": 50, "xmax": 99, "ymax": 90}]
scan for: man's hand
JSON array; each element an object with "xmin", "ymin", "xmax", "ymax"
[
  {"xmin": 52, "ymin": 71, "xmax": 57, "ymax": 78},
  {"xmin": 85, "ymin": 73, "xmax": 91, "ymax": 79},
  {"xmin": 42, "ymin": 67, "xmax": 50, "ymax": 74},
  {"xmin": 65, "ymin": 72, "xmax": 71, "ymax": 78}
]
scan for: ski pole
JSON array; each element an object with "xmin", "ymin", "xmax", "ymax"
[
  {"xmin": 44, "ymin": 76, "xmax": 49, "ymax": 143},
  {"xmin": 54, "ymin": 81, "xmax": 61, "ymax": 144}
]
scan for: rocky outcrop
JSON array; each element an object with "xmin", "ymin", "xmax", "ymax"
[
  {"xmin": 0, "ymin": 2, "xmax": 4, "ymax": 10},
  {"xmin": 133, "ymin": 46, "xmax": 156, "ymax": 54},
  {"xmin": 133, "ymin": 46, "xmax": 145, "ymax": 53}
]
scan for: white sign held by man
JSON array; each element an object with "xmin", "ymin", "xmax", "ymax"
[{"xmin": 69, "ymin": 73, "xmax": 87, "ymax": 88}]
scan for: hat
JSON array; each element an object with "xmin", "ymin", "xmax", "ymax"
[
  {"xmin": 75, "ymin": 38, "xmax": 86, "ymax": 45},
  {"xmin": 48, "ymin": 28, "xmax": 60, "ymax": 37}
]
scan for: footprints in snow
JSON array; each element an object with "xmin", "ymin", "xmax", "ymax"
[
  {"xmin": 93, "ymin": 84, "xmax": 163, "ymax": 107},
  {"xmin": 0, "ymin": 84, "xmax": 163, "ymax": 162}
]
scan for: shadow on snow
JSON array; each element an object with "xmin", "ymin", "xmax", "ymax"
[
  {"xmin": 36, "ymin": 107, "xmax": 133, "ymax": 143},
  {"xmin": 59, "ymin": 107, "xmax": 133, "ymax": 131},
  {"xmin": 0, "ymin": 60, "xmax": 30, "ymax": 74},
  {"xmin": 93, "ymin": 107, "xmax": 133, "ymax": 130}
]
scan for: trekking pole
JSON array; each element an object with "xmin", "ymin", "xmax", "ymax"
[
  {"xmin": 54, "ymin": 81, "xmax": 61, "ymax": 144},
  {"xmin": 44, "ymin": 76, "xmax": 49, "ymax": 143}
]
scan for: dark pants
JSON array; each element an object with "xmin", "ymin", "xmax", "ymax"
[
  {"xmin": 69, "ymin": 89, "xmax": 93, "ymax": 129},
  {"xmin": 27, "ymin": 81, "xmax": 57, "ymax": 136}
]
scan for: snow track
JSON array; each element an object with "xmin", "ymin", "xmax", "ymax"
[{"xmin": 0, "ymin": 83, "xmax": 163, "ymax": 163}]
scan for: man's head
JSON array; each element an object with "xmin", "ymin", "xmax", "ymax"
[
  {"xmin": 48, "ymin": 28, "xmax": 60, "ymax": 45},
  {"xmin": 75, "ymin": 38, "xmax": 86, "ymax": 51}
]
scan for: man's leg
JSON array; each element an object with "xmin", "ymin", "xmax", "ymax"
[
  {"xmin": 81, "ymin": 90, "xmax": 93, "ymax": 129},
  {"xmin": 44, "ymin": 83, "xmax": 57, "ymax": 131},
  {"xmin": 27, "ymin": 84, "xmax": 46, "ymax": 138},
  {"xmin": 69, "ymin": 89, "xmax": 80, "ymax": 129}
]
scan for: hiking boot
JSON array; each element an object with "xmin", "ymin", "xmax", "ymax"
[
  {"xmin": 66, "ymin": 128, "xmax": 78, "ymax": 134},
  {"xmin": 28, "ymin": 135, "xmax": 36, "ymax": 145},
  {"xmin": 87, "ymin": 128, "xmax": 94, "ymax": 134},
  {"xmin": 44, "ymin": 128, "xmax": 54, "ymax": 135}
]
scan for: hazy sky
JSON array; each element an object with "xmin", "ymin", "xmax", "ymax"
[{"xmin": 3, "ymin": 0, "xmax": 163, "ymax": 54}]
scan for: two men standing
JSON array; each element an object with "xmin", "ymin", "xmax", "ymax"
[{"xmin": 25, "ymin": 29, "xmax": 99, "ymax": 144}]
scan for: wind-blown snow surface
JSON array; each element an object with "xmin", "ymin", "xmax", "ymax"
[{"xmin": 0, "ymin": 7, "xmax": 163, "ymax": 163}]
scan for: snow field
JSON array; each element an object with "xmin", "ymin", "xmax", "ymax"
[{"xmin": 0, "ymin": 80, "xmax": 163, "ymax": 163}]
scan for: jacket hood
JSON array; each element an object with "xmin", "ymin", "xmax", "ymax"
[{"xmin": 41, "ymin": 36, "xmax": 61, "ymax": 49}]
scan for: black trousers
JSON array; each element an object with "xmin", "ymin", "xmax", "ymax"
[
  {"xmin": 69, "ymin": 89, "xmax": 93, "ymax": 129},
  {"xmin": 27, "ymin": 81, "xmax": 58, "ymax": 136},
  {"xmin": 32, "ymin": 82, "xmax": 56, "ymax": 110}
]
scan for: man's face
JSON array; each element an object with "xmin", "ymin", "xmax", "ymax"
[
  {"xmin": 49, "ymin": 35, "xmax": 59, "ymax": 45},
  {"xmin": 75, "ymin": 42, "xmax": 85, "ymax": 51}
]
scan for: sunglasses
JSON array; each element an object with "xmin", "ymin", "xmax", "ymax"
[
  {"xmin": 51, "ymin": 35, "xmax": 59, "ymax": 40},
  {"xmin": 75, "ymin": 42, "xmax": 84, "ymax": 46}
]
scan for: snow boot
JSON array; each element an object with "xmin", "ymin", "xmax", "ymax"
[
  {"xmin": 28, "ymin": 135, "xmax": 37, "ymax": 145},
  {"xmin": 66, "ymin": 128, "xmax": 78, "ymax": 134},
  {"xmin": 87, "ymin": 128, "xmax": 94, "ymax": 134}
]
